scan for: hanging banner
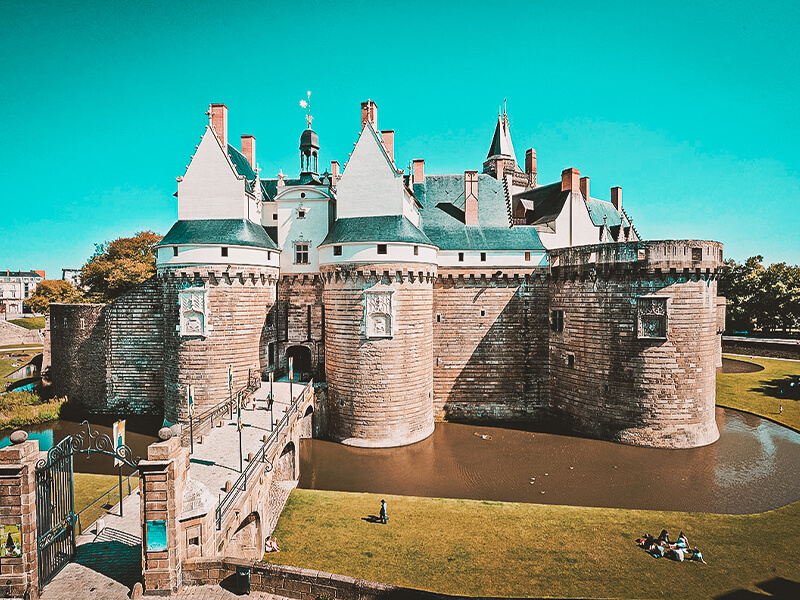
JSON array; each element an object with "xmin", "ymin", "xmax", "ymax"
[
  {"xmin": 237, "ymin": 394, "xmax": 243, "ymax": 431},
  {"xmin": 227, "ymin": 364, "xmax": 233, "ymax": 391},
  {"xmin": 113, "ymin": 419, "xmax": 126, "ymax": 467},
  {"xmin": 187, "ymin": 384, "xmax": 195, "ymax": 418},
  {"xmin": 289, "ymin": 356, "xmax": 294, "ymax": 382}
]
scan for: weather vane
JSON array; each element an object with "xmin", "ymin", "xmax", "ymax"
[{"xmin": 299, "ymin": 90, "xmax": 312, "ymax": 128}]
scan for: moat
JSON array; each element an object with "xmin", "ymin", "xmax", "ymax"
[
  {"xmin": 3, "ymin": 407, "xmax": 799, "ymax": 515},
  {"xmin": 299, "ymin": 407, "xmax": 800, "ymax": 515}
]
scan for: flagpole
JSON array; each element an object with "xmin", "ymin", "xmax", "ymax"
[{"xmin": 238, "ymin": 391, "xmax": 243, "ymax": 473}]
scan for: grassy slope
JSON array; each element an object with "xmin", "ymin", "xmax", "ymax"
[
  {"xmin": 267, "ymin": 355, "xmax": 800, "ymax": 599},
  {"xmin": 8, "ymin": 317, "xmax": 45, "ymax": 330},
  {"xmin": 73, "ymin": 473, "xmax": 139, "ymax": 533}
]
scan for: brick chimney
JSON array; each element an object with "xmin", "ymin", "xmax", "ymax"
[
  {"xmin": 361, "ymin": 100, "xmax": 378, "ymax": 130},
  {"xmin": 381, "ymin": 130, "xmax": 394, "ymax": 162},
  {"xmin": 412, "ymin": 159, "xmax": 425, "ymax": 185},
  {"xmin": 209, "ymin": 103, "xmax": 228, "ymax": 148},
  {"xmin": 611, "ymin": 186, "xmax": 622, "ymax": 211},
  {"xmin": 241, "ymin": 135, "xmax": 256, "ymax": 169},
  {"xmin": 34, "ymin": 270, "xmax": 45, "ymax": 279},
  {"xmin": 465, "ymin": 171, "xmax": 479, "ymax": 225},
  {"xmin": 561, "ymin": 168, "xmax": 580, "ymax": 192},
  {"xmin": 525, "ymin": 148, "xmax": 537, "ymax": 187},
  {"xmin": 580, "ymin": 176, "xmax": 590, "ymax": 200},
  {"xmin": 331, "ymin": 160, "xmax": 340, "ymax": 186}
]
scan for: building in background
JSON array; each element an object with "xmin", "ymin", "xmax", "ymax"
[{"xmin": 0, "ymin": 270, "xmax": 45, "ymax": 315}]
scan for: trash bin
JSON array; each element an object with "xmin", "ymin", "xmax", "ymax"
[{"xmin": 236, "ymin": 566, "xmax": 251, "ymax": 595}]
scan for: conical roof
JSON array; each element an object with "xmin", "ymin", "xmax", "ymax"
[{"xmin": 486, "ymin": 110, "xmax": 517, "ymax": 162}]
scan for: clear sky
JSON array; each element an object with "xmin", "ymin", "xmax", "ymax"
[{"xmin": 2, "ymin": 0, "xmax": 799, "ymax": 279}]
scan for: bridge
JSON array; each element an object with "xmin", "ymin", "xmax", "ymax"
[{"xmin": 0, "ymin": 378, "xmax": 318, "ymax": 598}]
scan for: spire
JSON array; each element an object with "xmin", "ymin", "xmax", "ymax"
[
  {"xmin": 299, "ymin": 91, "xmax": 319, "ymax": 175},
  {"xmin": 486, "ymin": 100, "xmax": 517, "ymax": 162}
]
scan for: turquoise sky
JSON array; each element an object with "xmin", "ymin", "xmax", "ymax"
[{"xmin": 2, "ymin": 0, "xmax": 799, "ymax": 279}]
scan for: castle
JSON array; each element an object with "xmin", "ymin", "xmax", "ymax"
[{"xmin": 50, "ymin": 100, "xmax": 725, "ymax": 449}]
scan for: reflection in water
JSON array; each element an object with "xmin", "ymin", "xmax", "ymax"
[
  {"xmin": 0, "ymin": 419, "xmax": 159, "ymax": 475},
  {"xmin": 300, "ymin": 408, "xmax": 800, "ymax": 514}
]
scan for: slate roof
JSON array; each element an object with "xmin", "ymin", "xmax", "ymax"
[
  {"xmin": 159, "ymin": 219, "xmax": 279, "ymax": 250},
  {"xmin": 227, "ymin": 145, "xmax": 257, "ymax": 181},
  {"xmin": 415, "ymin": 174, "xmax": 545, "ymax": 251},
  {"xmin": 320, "ymin": 216, "xmax": 433, "ymax": 246},
  {"xmin": 586, "ymin": 198, "xmax": 626, "ymax": 228},
  {"xmin": 513, "ymin": 183, "xmax": 569, "ymax": 226}
]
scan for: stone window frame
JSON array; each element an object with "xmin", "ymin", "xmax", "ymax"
[
  {"xmin": 294, "ymin": 241, "xmax": 310, "ymax": 264},
  {"xmin": 363, "ymin": 289, "xmax": 394, "ymax": 339},
  {"xmin": 179, "ymin": 286, "xmax": 208, "ymax": 338},
  {"xmin": 551, "ymin": 309, "xmax": 564, "ymax": 333},
  {"xmin": 637, "ymin": 295, "xmax": 669, "ymax": 340}
]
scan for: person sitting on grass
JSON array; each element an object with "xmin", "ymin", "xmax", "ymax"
[
  {"xmin": 671, "ymin": 531, "xmax": 689, "ymax": 550},
  {"xmin": 636, "ymin": 534, "xmax": 657, "ymax": 550},
  {"xmin": 265, "ymin": 536, "xmax": 280, "ymax": 552},
  {"xmin": 686, "ymin": 547, "xmax": 707, "ymax": 564}
]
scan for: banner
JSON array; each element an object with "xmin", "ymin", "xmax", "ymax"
[
  {"xmin": 289, "ymin": 356, "xmax": 294, "ymax": 382},
  {"xmin": 187, "ymin": 384, "xmax": 195, "ymax": 418},
  {"xmin": 227, "ymin": 364, "xmax": 233, "ymax": 391},
  {"xmin": 237, "ymin": 393, "xmax": 243, "ymax": 431},
  {"xmin": 113, "ymin": 419, "xmax": 126, "ymax": 467}
]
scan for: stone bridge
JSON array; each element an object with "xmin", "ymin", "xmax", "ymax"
[{"xmin": 137, "ymin": 379, "xmax": 318, "ymax": 595}]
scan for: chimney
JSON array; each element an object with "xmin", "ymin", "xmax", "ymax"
[
  {"xmin": 241, "ymin": 135, "xmax": 256, "ymax": 169},
  {"xmin": 561, "ymin": 167, "xmax": 580, "ymax": 192},
  {"xmin": 361, "ymin": 100, "xmax": 378, "ymax": 130},
  {"xmin": 525, "ymin": 148, "xmax": 537, "ymax": 187},
  {"xmin": 611, "ymin": 186, "xmax": 622, "ymax": 211},
  {"xmin": 381, "ymin": 130, "xmax": 394, "ymax": 163},
  {"xmin": 331, "ymin": 160, "xmax": 340, "ymax": 186},
  {"xmin": 494, "ymin": 157, "xmax": 505, "ymax": 180},
  {"xmin": 209, "ymin": 103, "xmax": 228, "ymax": 148},
  {"xmin": 465, "ymin": 171, "xmax": 479, "ymax": 225},
  {"xmin": 580, "ymin": 176, "xmax": 590, "ymax": 200},
  {"xmin": 412, "ymin": 159, "xmax": 425, "ymax": 185},
  {"xmin": 35, "ymin": 270, "xmax": 46, "ymax": 279}
]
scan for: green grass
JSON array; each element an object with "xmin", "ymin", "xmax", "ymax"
[
  {"xmin": 0, "ymin": 391, "xmax": 65, "ymax": 429},
  {"xmin": 266, "ymin": 355, "xmax": 800, "ymax": 599},
  {"xmin": 73, "ymin": 472, "xmax": 139, "ymax": 535},
  {"xmin": 0, "ymin": 344, "xmax": 42, "ymax": 350},
  {"xmin": 8, "ymin": 317, "xmax": 45, "ymax": 330},
  {"xmin": 717, "ymin": 354, "xmax": 800, "ymax": 431}
]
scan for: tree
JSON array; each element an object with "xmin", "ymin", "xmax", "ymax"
[
  {"xmin": 81, "ymin": 231, "xmax": 162, "ymax": 301},
  {"xmin": 24, "ymin": 280, "xmax": 84, "ymax": 313}
]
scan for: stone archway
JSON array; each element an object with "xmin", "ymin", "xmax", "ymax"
[
  {"xmin": 300, "ymin": 405, "xmax": 314, "ymax": 438},
  {"xmin": 286, "ymin": 345, "xmax": 312, "ymax": 381},
  {"xmin": 275, "ymin": 442, "xmax": 296, "ymax": 481},
  {"xmin": 227, "ymin": 511, "xmax": 262, "ymax": 559}
]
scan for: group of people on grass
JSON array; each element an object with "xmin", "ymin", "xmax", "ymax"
[{"xmin": 636, "ymin": 530, "xmax": 706, "ymax": 564}]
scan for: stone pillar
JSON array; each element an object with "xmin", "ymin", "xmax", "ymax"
[
  {"xmin": 0, "ymin": 434, "xmax": 40, "ymax": 599},
  {"xmin": 139, "ymin": 434, "xmax": 188, "ymax": 595}
]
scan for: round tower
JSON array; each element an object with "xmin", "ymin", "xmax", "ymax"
[{"xmin": 319, "ymin": 233, "xmax": 438, "ymax": 447}]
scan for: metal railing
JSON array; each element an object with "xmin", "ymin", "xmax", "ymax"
[
  {"xmin": 181, "ymin": 371, "xmax": 261, "ymax": 447},
  {"xmin": 215, "ymin": 379, "xmax": 314, "ymax": 530},
  {"xmin": 75, "ymin": 470, "xmax": 139, "ymax": 535}
]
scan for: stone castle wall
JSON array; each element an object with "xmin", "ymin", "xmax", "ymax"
[
  {"xmin": 50, "ymin": 303, "xmax": 106, "ymax": 409},
  {"xmin": 276, "ymin": 275, "xmax": 325, "ymax": 380},
  {"xmin": 322, "ymin": 263, "xmax": 436, "ymax": 447},
  {"xmin": 160, "ymin": 266, "xmax": 279, "ymax": 424},
  {"xmin": 105, "ymin": 276, "xmax": 164, "ymax": 415},
  {"xmin": 547, "ymin": 241, "xmax": 723, "ymax": 448},
  {"xmin": 432, "ymin": 269, "xmax": 550, "ymax": 421}
]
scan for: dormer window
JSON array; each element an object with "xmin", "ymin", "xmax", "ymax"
[
  {"xmin": 298, "ymin": 209, "xmax": 306, "ymax": 219},
  {"xmin": 377, "ymin": 244, "xmax": 387, "ymax": 255},
  {"xmin": 173, "ymin": 247, "xmax": 178, "ymax": 257},
  {"xmin": 221, "ymin": 247, "xmax": 228, "ymax": 257},
  {"xmin": 333, "ymin": 246, "xmax": 343, "ymax": 256}
]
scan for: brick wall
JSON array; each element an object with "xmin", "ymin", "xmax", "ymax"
[
  {"xmin": 50, "ymin": 303, "xmax": 107, "ymax": 409},
  {"xmin": 161, "ymin": 266, "xmax": 279, "ymax": 424},
  {"xmin": 276, "ymin": 275, "xmax": 324, "ymax": 379},
  {"xmin": 322, "ymin": 263, "xmax": 435, "ymax": 447},
  {"xmin": 105, "ymin": 276, "xmax": 164, "ymax": 415},
  {"xmin": 433, "ymin": 269, "xmax": 550, "ymax": 421}
]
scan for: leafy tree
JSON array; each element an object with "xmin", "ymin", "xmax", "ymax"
[
  {"xmin": 81, "ymin": 231, "xmax": 162, "ymax": 301},
  {"xmin": 23, "ymin": 280, "xmax": 84, "ymax": 313}
]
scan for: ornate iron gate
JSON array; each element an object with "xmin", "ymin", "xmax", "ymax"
[{"xmin": 35, "ymin": 421, "xmax": 140, "ymax": 587}]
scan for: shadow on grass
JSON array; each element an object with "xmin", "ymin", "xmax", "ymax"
[
  {"xmin": 751, "ymin": 376, "xmax": 800, "ymax": 401},
  {"xmin": 715, "ymin": 577, "xmax": 800, "ymax": 599},
  {"xmin": 361, "ymin": 514, "xmax": 384, "ymax": 524},
  {"xmin": 74, "ymin": 530, "xmax": 141, "ymax": 589}
]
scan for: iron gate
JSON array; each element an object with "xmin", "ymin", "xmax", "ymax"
[{"xmin": 35, "ymin": 421, "xmax": 139, "ymax": 587}]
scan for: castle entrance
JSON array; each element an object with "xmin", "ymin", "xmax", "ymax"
[
  {"xmin": 286, "ymin": 345, "xmax": 312, "ymax": 380},
  {"xmin": 34, "ymin": 421, "xmax": 139, "ymax": 587}
]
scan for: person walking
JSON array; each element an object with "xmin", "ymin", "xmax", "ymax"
[{"xmin": 379, "ymin": 499, "xmax": 388, "ymax": 524}]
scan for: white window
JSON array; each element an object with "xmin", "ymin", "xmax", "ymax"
[{"xmin": 295, "ymin": 243, "xmax": 310, "ymax": 264}]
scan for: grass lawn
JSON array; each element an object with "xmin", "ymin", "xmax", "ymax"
[
  {"xmin": 8, "ymin": 317, "xmax": 46, "ymax": 330},
  {"xmin": 73, "ymin": 472, "xmax": 139, "ymax": 535},
  {"xmin": 267, "ymin": 355, "xmax": 800, "ymax": 599},
  {"xmin": 0, "ymin": 392, "xmax": 65, "ymax": 429}
]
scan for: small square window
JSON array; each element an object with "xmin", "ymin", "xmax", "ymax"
[
  {"xmin": 480, "ymin": 309, "xmax": 485, "ymax": 317},
  {"xmin": 567, "ymin": 353, "xmax": 575, "ymax": 367},
  {"xmin": 272, "ymin": 213, "xmax": 278, "ymax": 220},
  {"xmin": 458, "ymin": 252, "xmax": 464, "ymax": 262},
  {"xmin": 692, "ymin": 247, "xmax": 702, "ymax": 261},
  {"xmin": 413, "ymin": 246, "xmax": 419, "ymax": 256},
  {"xmin": 221, "ymin": 247, "xmax": 228, "ymax": 257},
  {"xmin": 525, "ymin": 251, "xmax": 531, "ymax": 261},
  {"xmin": 298, "ymin": 209, "xmax": 306, "ymax": 219},
  {"xmin": 480, "ymin": 252, "xmax": 486, "ymax": 262},
  {"xmin": 189, "ymin": 536, "xmax": 200, "ymax": 546},
  {"xmin": 377, "ymin": 244, "xmax": 387, "ymax": 255},
  {"xmin": 333, "ymin": 246, "xmax": 342, "ymax": 256},
  {"xmin": 173, "ymin": 247, "xmax": 178, "ymax": 257},
  {"xmin": 436, "ymin": 314, "xmax": 441, "ymax": 323}
]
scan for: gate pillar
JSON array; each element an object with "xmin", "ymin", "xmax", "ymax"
[
  {"xmin": 139, "ymin": 435, "xmax": 188, "ymax": 595},
  {"xmin": 0, "ymin": 435, "xmax": 40, "ymax": 599}
]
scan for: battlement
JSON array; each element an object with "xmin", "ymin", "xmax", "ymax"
[{"xmin": 549, "ymin": 240, "xmax": 723, "ymax": 274}]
